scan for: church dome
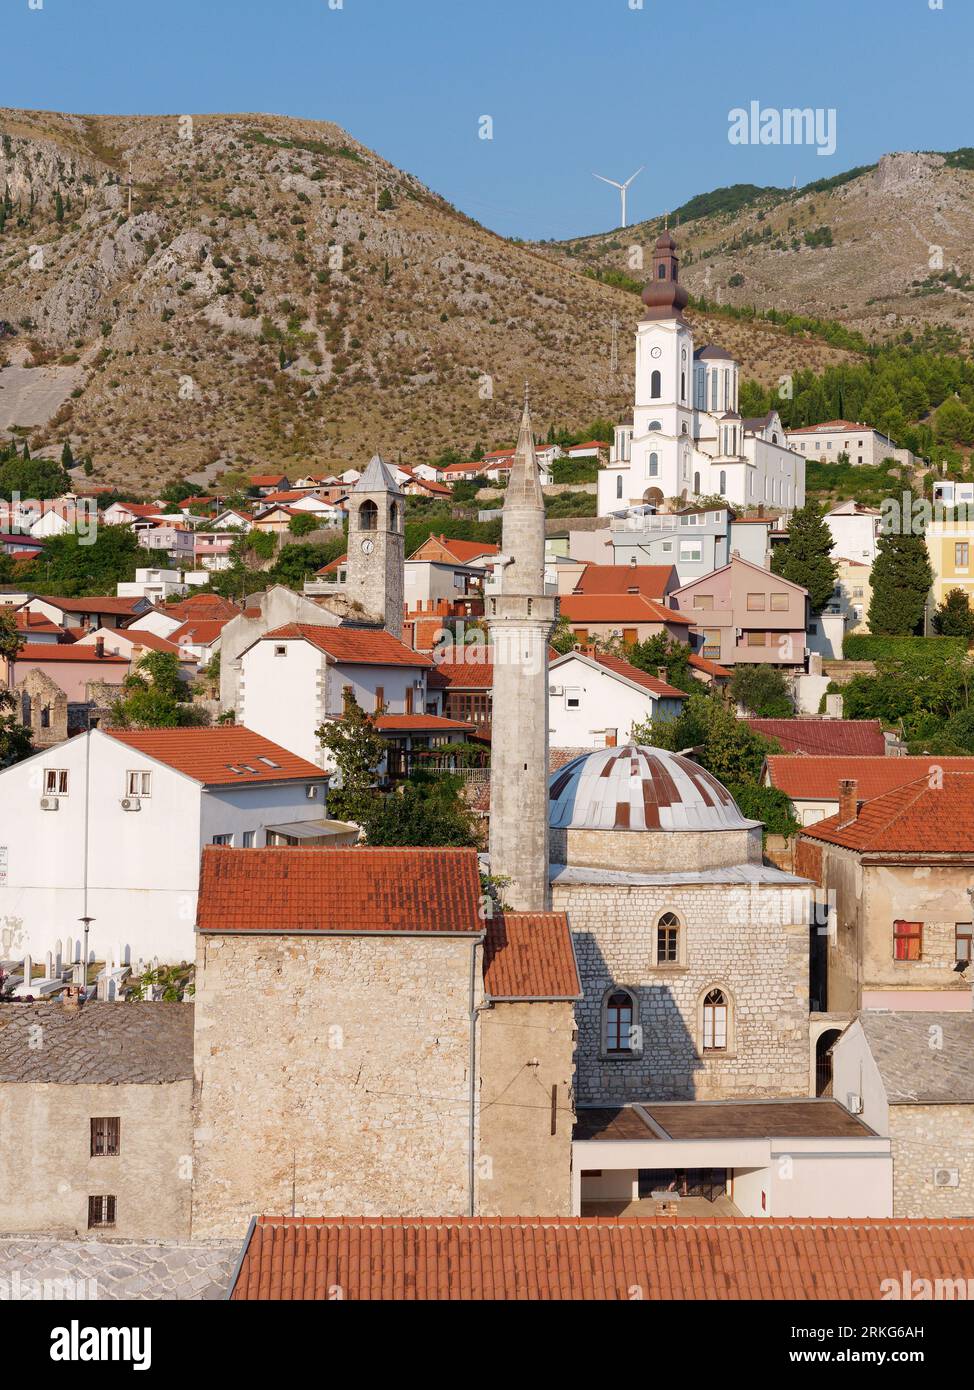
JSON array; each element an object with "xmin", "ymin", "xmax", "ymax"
[{"xmin": 549, "ymin": 745, "xmax": 756, "ymax": 833}]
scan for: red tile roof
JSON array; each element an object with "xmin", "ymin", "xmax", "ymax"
[
  {"xmin": 33, "ymin": 595, "xmax": 147, "ymax": 616},
  {"xmin": 12, "ymin": 644, "xmax": 128, "ymax": 664},
  {"xmin": 689, "ymin": 652, "xmax": 732, "ymax": 679},
  {"xmin": 786, "ymin": 419, "xmax": 871, "ymax": 435},
  {"xmin": 84, "ymin": 629, "xmax": 183, "ymax": 657},
  {"xmin": 163, "ymin": 594, "xmax": 241, "ymax": 620},
  {"xmin": 315, "ymin": 553, "xmax": 347, "ymax": 575},
  {"xmin": 264, "ymin": 624, "xmax": 433, "ymax": 668},
  {"xmin": 197, "ymin": 846, "xmax": 483, "ymax": 934},
  {"xmin": 105, "ymin": 727, "xmax": 326, "ymax": 787},
  {"xmin": 574, "ymin": 564, "xmax": 676, "ymax": 600},
  {"xmin": 427, "ymin": 651, "xmax": 493, "ymax": 689},
  {"xmin": 584, "ymin": 651, "xmax": 688, "ymax": 700},
  {"xmin": 767, "ymin": 755, "xmax": 974, "ymax": 801},
  {"xmin": 800, "ymin": 772, "xmax": 974, "ymax": 854},
  {"xmin": 746, "ymin": 718, "xmax": 886, "ymax": 757},
  {"xmin": 250, "ymin": 474, "xmax": 290, "ymax": 486},
  {"xmin": 559, "ymin": 594, "xmax": 692, "ymax": 626},
  {"xmin": 13, "ymin": 612, "xmax": 66, "ymax": 637},
  {"xmin": 410, "ymin": 535, "xmax": 501, "ymax": 564},
  {"xmin": 230, "ymin": 1215, "xmax": 974, "ymax": 1300},
  {"xmin": 169, "ymin": 619, "xmax": 228, "ymax": 646},
  {"xmin": 374, "ymin": 714, "xmax": 474, "ymax": 732},
  {"xmin": 483, "ymin": 914, "xmax": 580, "ymax": 1000}
]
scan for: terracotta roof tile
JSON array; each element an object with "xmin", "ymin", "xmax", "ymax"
[
  {"xmin": 483, "ymin": 913, "xmax": 580, "ymax": 999},
  {"xmin": 747, "ymin": 718, "xmax": 886, "ymax": 757},
  {"xmin": 264, "ymin": 624, "xmax": 433, "ymax": 668},
  {"xmin": 559, "ymin": 594, "xmax": 692, "ymax": 625},
  {"xmin": 198, "ymin": 845, "xmax": 483, "ymax": 934},
  {"xmin": 169, "ymin": 619, "xmax": 228, "ymax": 646},
  {"xmin": 13, "ymin": 643, "xmax": 128, "ymax": 663},
  {"xmin": 162, "ymin": 594, "xmax": 241, "ymax": 621},
  {"xmin": 231, "ymin": 1215, "xmax": 974, "ymax": 1300},
  {"xmin": 34, "ymin": 595, "xmax": 147, "ymax": 616},
  {"xmin": 574, "ymin": 565, "xmax": 675, "ymax": 599},
  {"xmin": 586, "ymin": 651, "xmax": 687, "ymax": 700},
  {"xmin": 767, "ymin": 755, "xmax": 974, "ymax": 801},
  {"xmin": 689, "ymin": 652, "xmax": 732, "ymax": 678},
  {"xmin": 800, "ymin": 771, "xmax": 974, "ymax": 853},
  {"xmin": 105, "ymin": 727, "xmax": 326, "ymax": 786},
  {"xmin": 374, "ymin": 714, "xmax": 474, "ymax": 732}
]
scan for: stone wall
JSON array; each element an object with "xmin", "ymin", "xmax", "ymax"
[
  {"xmin": 477, "ymin": 1001, "xmax": 575, "ymax": 1216},
  {"xmin": 889, "ymin": 1104, "xmax": 974, "ymax": 1218},
  {"xmin": 191, "ymin": 932, "xmax": 478, "ymax": 1237},
  {"xmin": 0, "ymin": 1081, "xmax": 192, "ymax": 1239},
  {"xmin": 553, "ymin": 881, "xmax": 809, "ymax": 1103}
]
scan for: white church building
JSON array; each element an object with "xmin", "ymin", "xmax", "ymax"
[{"xmin": 597, "ymin": 231, "xmax": 805, "ymax": 516}]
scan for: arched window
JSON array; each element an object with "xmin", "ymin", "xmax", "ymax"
[
  {"xmin": 650, "ymin": 370, "xmax": 662, "ymax": 399},
  {"xmin": 771, "ymin": 432, "xmax": 778, "ymax": 444},
  {"xmin": 658, "ymin": 264, "xmax": 666, "ymax": 279},
  {"xmin": 647, "ymin": 452, "xmax": 659, "ymax": 478},
  {"xmin": 359, "ymin": 499, "xmax": 378, "ymax": 531},
  {"xmin": 648, "ymin": 420, "xmax": 662, "ymax": 431},
  {"xmin": 693, "ymin": 471, "xmax": 701, "ymax": 494},
  {"xmin": 719, "ymin": 469, "xmax": 726, "ymax": 494},
  {"xmin": 389, "ymin": 501, "xmax": 401, "ymax": 532},
  {"xmin": 616, "ymin": 474, "xmax": 623, "ymax": 499},
  {"xmin": 682, "ymin": 421, "xmax": 689, "ymax": 435},
  {"xmin": 702, "ymin": 989, "xmax": 728, "ymax": 1052},
  {"xmin": 656, "ymin": 912, "xmax": 680, "ymax": 965},
  {"xmin": 604, "ymin": 988, "xmax": 637, "ymax": 1054},
  {"xmin": 681, "ymin": 370, "xmax": 686, "ymax": 402}
]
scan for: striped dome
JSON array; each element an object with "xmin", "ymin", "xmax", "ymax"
[{"xmin": 548, "ymin": 745, "xmax": 755, "ymax": 833}]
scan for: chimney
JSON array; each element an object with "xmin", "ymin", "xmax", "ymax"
[
  {"xmin": 95, "ymin": 636, "xmax": 104, "ymax": 659},
  {"xmin": 838, "ymin": 779, "xmax": 859, "ymax": 825},
  {"xmin": 657, "ymin": 667, "xmax": 669, "ymax": 683}
]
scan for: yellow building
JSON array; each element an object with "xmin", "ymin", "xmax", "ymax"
[
  {"xmin": 925, "ymin": 519, "xmax": 974, "ymax": 608},
  {"xmin": 828, "ymin": 557, "xmax": 872, "ymax": 633}
]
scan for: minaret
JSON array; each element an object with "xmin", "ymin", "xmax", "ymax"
[
  {"xmin": 487, "ymin": 394, "xmax": 556, "ymax": 911},
  {"xmin": 344, "ymin": 454, "xmax": 405, "ymax": 638}
]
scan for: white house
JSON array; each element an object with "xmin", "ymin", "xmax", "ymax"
[
  {"xmin": 548, "ymin": 650, "xmax": 687, "ymax": 749},
  {"xmin": 824, "ymin": 500, "xmax": 881, "ymax": 564},
  {"xmin": 0, "ymin": 727, "xmax": 329, "ymax": 966},
  {"xmin": 74, "ymin": 625, "xmax": 196, "ymax": 680},
  {"xmin": 117, "ymin": 568, "xmax": 189, "ymax": 604},
  {"xmin": 598, "ymin": 232, "xmax": 805, "ymax": 516},
  {"xmin": 238, "ymin": 623, "xmax": 470, "ymax": 773},
  {"xmin": 785, "ymin": 419, "xmax": 916, "ymax": 470}
]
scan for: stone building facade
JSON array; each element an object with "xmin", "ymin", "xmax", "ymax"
[
  {"xmin": 0, "ymin": 1002, "xmax": 193, "ymax": 1240},
  {"xmin": 549, "ymin": 745, "xmax": 811, "ymax": 1105},
  {"xmin": 343, "ymin": 455, "xmax": 405, "ymax": 640},
  {"xmin": 191, "ymin": 848, "xmax": 579, "ymax": 1238}
]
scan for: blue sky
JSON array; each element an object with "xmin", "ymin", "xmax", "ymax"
[{"xmin": 2, "ymin": 0, "xmax": 970, "ymax": 240}]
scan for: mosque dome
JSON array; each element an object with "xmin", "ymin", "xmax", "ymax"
[{"xmin": 549, "ymin": 745, "xmax": 757, "ymax": 834}]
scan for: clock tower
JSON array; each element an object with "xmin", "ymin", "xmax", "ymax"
[{"xmin": 345, "ymin": 454, "xmax": 405, "ymax": 639}]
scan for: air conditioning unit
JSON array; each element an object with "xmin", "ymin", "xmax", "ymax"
[
  {"xmin": 549, "ymin": 686, "xmax": 564, "ymax": 697},
  {"xmin": 934, "ymin": 1168, "xmax": 960, "ymax": 1189},
  {"xmin": 120, "ymin": 797, "xmax": 142, "ymax": 812},
  {"xmin": 846, "ymin": 1092, "xmax": 864, "ymax": 1115},
  {"xmin": 40, "ymin": 796, "xmax": 60, "ymax": 811}
]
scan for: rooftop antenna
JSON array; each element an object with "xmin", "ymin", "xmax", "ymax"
[{"xmin": 592, "ymin": 166, "xmax": 644, "ymax": 230}]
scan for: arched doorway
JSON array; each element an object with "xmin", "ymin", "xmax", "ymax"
[
  {"xmin": 815, "ymin": 1029, "xmax": 842, "ymax": 1096},
  {"xmin": 642, "ymin": 487, "xmax": 664, "ymax": 507}
]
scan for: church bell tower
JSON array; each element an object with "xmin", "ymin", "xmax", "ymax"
[
  {"xmin": 345, "ymin": 454, "xmax": 405, "ymax": 639},
  {"xmin": 486, "ymin": 396, "xmax": 556, "ymax": 912}
]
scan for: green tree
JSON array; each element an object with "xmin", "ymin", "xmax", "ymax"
[
  {"xmin": 288, "ymin": 512, "xmax": 319, "ymax": 537},
  {"xmin": 868, "ymin": 511, "xmax": 935, "ymax": 635},
  {"xmin": 626, "ymin": 633, "xmax": 696, "ymax": 693},
  {"xmin": 110, "ymin": 652, "xmax": 209, "ymax": 729},
  {"xmin": 729, "ymin": 665, "xmax": 794, "ymax": 718},
  {"xmin": 550, "ymin": 613, "xmax": 577, "ymax": 655},
  {"xmin": 54, "ymin": 189, "xmax": 64, "ymax": 222},
  {"xmin": 60, "ymin": 441, "xmax": 74, "ymax": 469},
  {"xmin": 0, "ymin": 454, "xmax": 71, "ymax": 502},
  {"xmin": 377, "ymin": 188, "xmax": 394, "ymax": 212},
  {"xmin": 726, "ymin": 781, "xmax": 799, "ymax": 838},
  {"xmin": 770, "ymin": 499, "xmax": 837, "ymax": 612},
  {"xmin": 0, "ymin": 609, "xmax": 33, "ymax": 767},
  {"xmin": 316, "ymin": 690, "xmax": 388, "ymax": 822},
  {"xmin": 636, "ymin": 692, "xmax": 778, "ymax": 786},
  {"xmin": 359, "ymin": 773, "xmax": 478, "ymax": 847},
  {"xmin": 23, "ymin": 524, "xmax": 139, "ymax": 596},
  {"xmin": 932, "ymin": 588, "xmax": 974, "ymax": 640}
]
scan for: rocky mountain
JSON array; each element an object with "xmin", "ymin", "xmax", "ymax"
[
  {"xmin": 0, "ymin": 110, "xmax": 861, "ymax": 491},
  {"xmin": 537, "ymin": 152, "xmax": 974, "ymax": 347}
]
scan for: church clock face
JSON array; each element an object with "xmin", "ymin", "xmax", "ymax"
[
  {"xmin": 360, "ymin": 538, "xmax": 375, "ymax": 556},
  {"xmin": 650, "ymin": 346, "xmax": 662, "ymax": 359}
]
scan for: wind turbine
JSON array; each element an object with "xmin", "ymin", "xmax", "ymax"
[{"xmin": 592, "ymin": 166, "xmax": 644, "ymax": 229}]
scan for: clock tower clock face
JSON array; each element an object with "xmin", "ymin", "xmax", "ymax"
[
  {"xmin": 361, "ymin": 538, "xmax": 375, "ymax": 556},
  {"xmin": 650, "ymin": 346, "xmax": 662, "ymax": 359}
]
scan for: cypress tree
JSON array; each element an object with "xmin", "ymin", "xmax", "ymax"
[
  {"xmin": 61, "ymin": 441, "xmax": 74, "ymax": 469},
  {"xmin": 54, "ymin": 189, "xmax": 64, "ymax": 223},
  {"xmin": 868, "ymin": 505, "xmax": 935, "ymax": 635},
  {"xmin": 770, "ymin": 499, "xmax": 837, "ymax": 612}
]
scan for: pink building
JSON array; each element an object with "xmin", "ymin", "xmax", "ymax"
[
  {"xmin": 671, "ymin": 556, "xmax": 808, "ymax": 668},
  {"xmin": 4, "ymin": 642, "xmax": 129, "ymax": 702}
]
